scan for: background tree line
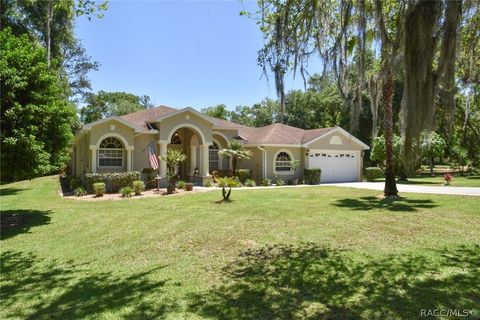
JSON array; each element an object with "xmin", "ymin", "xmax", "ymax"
[
  {"xmin": 233, "ymin": 0, "xmax": 479, "ymax": 196},
  {"xmin": 0, "ymin": 0, "xmax": 154, "ymax": 181}
]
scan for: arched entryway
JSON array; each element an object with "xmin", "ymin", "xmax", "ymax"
[{"xmin": 158, "ymin": 124, "xmax": 211, "ymax": 182}]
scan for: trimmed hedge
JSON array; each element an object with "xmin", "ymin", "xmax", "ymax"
[
  {"xmin": 85, "ymin": 171, "xmax": 140, "ymax": 193},
  {"xmin": 304, "ymin": 169, "xmax": 321, "ymax": 184},
  {"xmin": 365, "ymin": 167, "xmax": 383, "ymax": 182}
]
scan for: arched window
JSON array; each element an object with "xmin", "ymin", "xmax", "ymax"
[
  {"xmin": 209, "ymin": 142, "xmax": 219, "ymax": 172},
  {"xmin": 275, "ymin": 152, "xmax": 291, "ymax": 171},
  {"xmin": 171, "ymin": 132, "xmax": 182, "ymax": 144},
  {"xmin": 98, "ymin": 137, "xmax": 124, "ymax": 168}
]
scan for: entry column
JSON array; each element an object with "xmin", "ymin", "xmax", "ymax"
[
  {"xmin": 201, "ymin": 144, "xmax": 210, "ymax": 176},
  {"xmin": 89, "ymin": 145, "xmax": 97, "ymax": 173},
  {"xmin": 158, "ymin": 140, "xmax": 168, "ymax": 178}
]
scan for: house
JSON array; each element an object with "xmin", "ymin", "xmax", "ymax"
[{"xmin": 72, "ymin": 105, "xmax": 369, "ymax": 184}]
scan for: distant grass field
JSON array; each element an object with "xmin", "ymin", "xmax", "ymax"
[
  {"xmin": 1, "ymin": 176, "xmax": 479, "ymax": 319},
  {"xmin": 376, "ymin": 174, "xmax": 480, "ymax": 187}
]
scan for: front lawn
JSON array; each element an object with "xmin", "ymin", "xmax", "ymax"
[{"xmin": 1, "ymin": 176, "xmax": 479, "ymax": 319}]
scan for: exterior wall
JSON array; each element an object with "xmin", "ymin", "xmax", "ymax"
[
  {"xmin": 239, "ymin": 146, "xmax": 305, "ymax": 182},
  {"xmin": 157, "ymin": 110, "xmax": 214, "ymax": 143},
  {"xmin": 133, "ymin": 134, "xmax": 157, "ymax": 172},
  {"xmin": 212, "ymin": 129, "xmax": 236, "ymax": 145},
  {"xmin": 89, "ymin": 120, "xmax": 135, "ymax": 148},
  {"xmin": 265, "ymin": 146, "xmax": 305, "ymax": 181},
  {"xmin": 307, "ymin": 130, "xmax": 364, "ymax": 151},
  {"xmin": 74, "ymin": 132, "xmax": 90, "ymax": 176},
  {"xmin": 237, "ymin": 147, "xmax": 263, "ymax": 179},
  {"xmin": 90, "ymin": 121, "xmax": 135, "ymax": 173}
]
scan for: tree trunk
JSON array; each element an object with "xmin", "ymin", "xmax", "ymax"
[
  {"xmin": 232, "ymin": 158, "xmax": 238, "ymax": 174},
  {"xmin": 46, "ymin": 0, "xmax": 53, "ymax": 67},
  {"xmin": 429, "ymin": 157, "xmax": 434, "ymax": 177},
  {"xmin": 383, "ymin": 68, "xmax": 398, "ymax": 197}
]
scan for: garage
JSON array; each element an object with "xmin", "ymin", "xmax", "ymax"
[{"xmin": 308, "ymin": 150, "xmax": 360, "ymax": 183}]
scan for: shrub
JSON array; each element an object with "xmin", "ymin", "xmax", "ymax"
[
  {"xmin": 365, "ymin": 167, "xmax": 383, "ymax": 182},
  {"xmin": 273, "ymin": 176, "xmax": 284, "ymax": 186},
  {"xmin": 74, "ymin": 186, "xmax": 87, "ymax": 197},
  {"xmin": 211, "ymin": 170, "xmax": 233, "ymax": 179},
  {"xmin": 443, "ymin": 172, "xmax": 453, "ymax": 185},
  {"xmin": 177, "ymin": 180, "xmax": 186, "ymax": 189},
  {"xmin": 85, "ymin": 172, "xmax": 140, "ymax": 193},
  {"xmin": 142, "ymin": 167, "xmax": 157, "ymax": 189},
  {"xmin": 133, "ymin": 180, "xmax": 145, "ymax": 195},
  {"xmin": 304, "ymin": 169, "xmax": 321, "ymax": 184},
  {"xmin": 120, "ymin": 186, "xmax": 133, "ymax": 198},
  {"xmin": 69, "ymin": 176, "xmax": 82, "ymax": 190},
  {"xmin": 204, "ymin": 179, "xmax": 212, "ymax": 187},
  {"xmin": 245, "ymin": 179, "xmax": 256, "ymax": 187},
  {"xmin": 236, "ymin": 169, "xmax": 252, "ymax": 184},
  {"xmin": 93, "ymin": 182, "xmax": 106, "ymax": 197},
  {"xmin": 260, "ymin": 179, "xmax": 271, "ymax": 186}
]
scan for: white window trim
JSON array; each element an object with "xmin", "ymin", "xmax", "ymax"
[
  {"xmin": 273, "ymin": 149, "xmax": 294, "ymax": 175},
  {"xmin": 209, "ymin": 141, "xmax": 220, "ymax": 172},
  {"xmin": 97, "ymin": 137, "xmax": 125, "ymax": 169}
]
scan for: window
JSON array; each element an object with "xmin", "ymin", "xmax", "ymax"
[
  {"xmin": 275, "ymin": 152, "xmax": 291, "ymax": 171},
  {"xmin": 209, "ymin": 142, "xmax": 219, "ymax": 172},
  {"xmin": 171, "ymin": 132, "xmax": 182, "ymax": 144},
  {"xmin": 98, "ymin": 137, "xmax": 124, "ymax": 168}
]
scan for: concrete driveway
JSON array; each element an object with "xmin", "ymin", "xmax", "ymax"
[{"xmin": 320, "ymin": 182, "xmax": 480, "ymax": 196}]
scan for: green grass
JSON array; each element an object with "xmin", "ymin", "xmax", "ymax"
[
  {"xmin": 1, "ymin": 176, "xmax": 479, "ymax": 319},
  {"xmin": 375, "ymin": 174, "xmax": 480, "ymax": 187}
]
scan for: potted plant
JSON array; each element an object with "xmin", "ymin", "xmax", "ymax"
[
  {"xmin": 185, "ymin": 182, "xmax": 193, "ymax": 191},
  {"xmin": 160, "ymin": 149, "xmax": 187, "ymax": 194},
  {"xmin": 290, "ymin": 160, "xmax": 300, "ymax": 185}
]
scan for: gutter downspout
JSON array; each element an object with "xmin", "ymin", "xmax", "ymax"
[{"xmin": 257, "ymin": 146, "xmax": 267, "ymax": 179}]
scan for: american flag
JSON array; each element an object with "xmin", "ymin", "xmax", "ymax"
[{"xmin": 148, "ymin": 142, "xmax": 159, "ymax": 170}]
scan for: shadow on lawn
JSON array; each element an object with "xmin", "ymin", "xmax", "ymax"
[
  {"xmin": 0, "ymin": 250, "xmax": 177, "ymax": 319},
  {"xmin": 0, "ymin": 187, "xmax": 27, "ymax": 197},
  {"xmin": 332, "ymin": 196, "xmax": 438, "ymax": 212},
  {"xmin": 1, "ymin": 209, "xmax": 51, "ymax": 240},
  {"xmin": 188, "ymin": 243, "xmax": 480, "ymax": 320}
]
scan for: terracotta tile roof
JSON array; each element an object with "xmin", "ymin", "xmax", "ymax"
[{"xmin": 118, "ymin": 105, "xmax": 335, "ymax": 145}]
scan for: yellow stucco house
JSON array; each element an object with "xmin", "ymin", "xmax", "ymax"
[{"xmin": 72, "ymin": 105, "xmax": 369, "ymax": 184}]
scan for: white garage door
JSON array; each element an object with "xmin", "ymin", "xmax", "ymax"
[{"xmin": 307, "ymin": 150, "xmax": 360, "ymax": 183}]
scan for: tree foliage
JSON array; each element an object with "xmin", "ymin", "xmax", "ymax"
[
  {"xmin": 80, "ymin": 91, "xmax": 153, "ymax": 123},
  {"xmin": 1, "ymin": 28, "xmax": 76, "ymax": 181}
]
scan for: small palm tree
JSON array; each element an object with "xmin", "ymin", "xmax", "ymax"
[
  {"xmin": 216, "ymin": 176, "xmax": 238, "ymax": 201},
  {"xmin": 218, "ymin": 140, "xmax": 252, "ymax": 173},
  {"xmin": 160, "ymin": 149, "xmax": 187, "ymax": 193}
]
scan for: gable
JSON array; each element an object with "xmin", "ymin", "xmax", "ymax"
[
  {"xmin": 305, "ymin": 127, "xmax": 369, "ymax": 150},
  {"xmin": 87, "ymin": 118, "xmax": 135, "ymax": 148}
]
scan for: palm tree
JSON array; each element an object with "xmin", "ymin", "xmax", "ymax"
[
  {"xmin": 216, "ymin": 177, "xmax": 238, "ymax": 201},
  {"xmin": 160, "ymin": 149, "xmax": 187, "ymax": 193},
  {"xmin": 218, "ymin": 140, "xmax": 252, "ymax": 173}
]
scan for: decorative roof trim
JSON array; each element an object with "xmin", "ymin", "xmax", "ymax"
[
  {"xmin": 82, "ymin": 116, "xmax": 145, "ymax": 133},
  {"xmin": 303, "ymin": 127, "xmax": 370, "ymax": 150},
  {"xmin": 155, "ymin": 107, "xmax": 215, "ymax": 125}
]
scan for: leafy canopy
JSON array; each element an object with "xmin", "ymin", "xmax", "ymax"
[{"xmin": 0, "ymin": 28, "xmax": 76, "ymax": 181}]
